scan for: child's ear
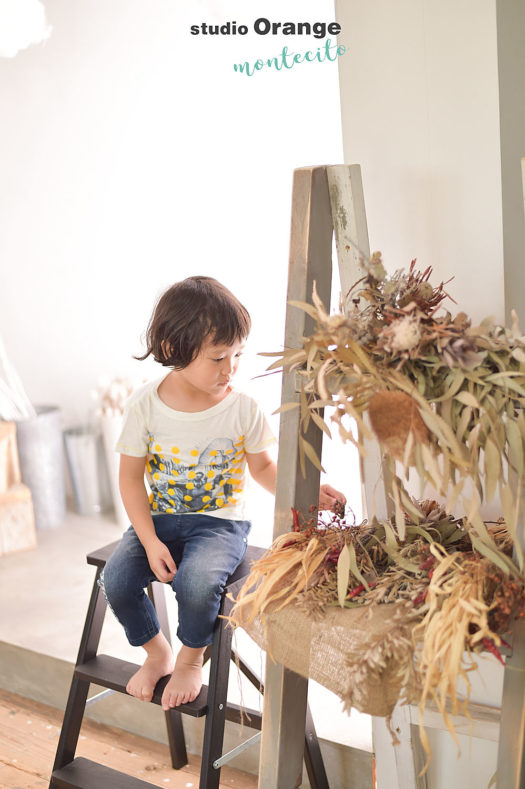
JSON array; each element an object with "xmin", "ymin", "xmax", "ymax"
[{"xmin": 161, "ymin": 340, "xmax": 172, "ymax": 361}]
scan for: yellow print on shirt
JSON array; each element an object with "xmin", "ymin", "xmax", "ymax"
[{"xmin": 147, "ymin": 437, "xmax": 244, "ymax": 513}]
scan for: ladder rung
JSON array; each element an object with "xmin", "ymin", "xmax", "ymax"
[
  {"xmin": 75, "ymin": 654, "xmax": 208, "ymax": 717},
  {"xmin": 51, "ymin": 756, "xmax": 157, "ymax": 788}
]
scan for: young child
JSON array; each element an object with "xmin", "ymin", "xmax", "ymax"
[{"xmin": 101, "ymin": 276, "xmax": 345, "ymax": 711}]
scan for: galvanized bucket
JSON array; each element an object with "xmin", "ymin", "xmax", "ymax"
[
  {"xmin": 63, "ymin": 426, "xmax": 112, "ymax": 516},
  {"xmin": 15, "ymin": 405, "xmax": 66, "ymax": 530}
]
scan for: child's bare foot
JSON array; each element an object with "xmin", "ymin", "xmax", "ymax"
[
  {"xmin": 161, "ymin": 645, "xmax": 205, "ymax": 710},
  {"xmin": 126, "ymin": 631, "xmax": 174, "ymax": 702}
]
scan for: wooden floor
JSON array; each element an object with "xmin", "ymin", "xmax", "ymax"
[{"xmin": 0, "ymin": 688, "xmax": 258, "ymax": 789}]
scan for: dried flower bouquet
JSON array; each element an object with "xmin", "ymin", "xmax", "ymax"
[
  {"xmin": 264, "ymin": 254, "xmax": 525, "ymax": 569},
  {"xmin": 229, "ymin": 255, "xmax": 525, "ymax": 768}
]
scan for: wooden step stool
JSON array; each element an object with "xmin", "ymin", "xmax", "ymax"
[{"xmin": 49, "ymin": 542, "xmax": 329, "ymax": 789}]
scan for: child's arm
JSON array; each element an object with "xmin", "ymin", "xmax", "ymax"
[
  {"xmin": 119, "ymin": 454, "xmax": 177, "ymax": 583},
  {"xmin": 245, "ymin": 450, "xmax": 277, "ymax": 494},
  {"xmin": 245, "ymin": 451, "xmax": 346, "ymax": 510}
]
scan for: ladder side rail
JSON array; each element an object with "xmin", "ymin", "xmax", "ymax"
[
  {"xmin": 328, "ymin": 165, "xmax": 418, "ymax": 789},
  {"xmin": 51, "ymin": 568, "xmax": 108, "ymax": 778},
  {"xmin": 199, "ymin": 591, "xmax": 236, "ymax": 789},
  {"xmin": 258, "ymin": 166, "xmax": 334, "ymax": 789}
]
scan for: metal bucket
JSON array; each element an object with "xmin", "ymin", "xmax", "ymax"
[
  {"xmin": 15, "ymin": 405, "xmax": 66, "ymax": 530},
  {"xmin": 63, "ymin": 426, "xmax": 112, "ymax": 516}
]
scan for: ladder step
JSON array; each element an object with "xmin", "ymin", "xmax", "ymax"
[
  {"xmin": 75, "ymin": 654, "xmax": 208, "ymax": 716},
  {"xmin": 51, "ymin": 757, "xmax": 157, "ymax": 788}
]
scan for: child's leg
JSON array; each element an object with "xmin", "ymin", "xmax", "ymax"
[
  {"xmin": 161, "ymin": 516, "xmax": 250, "ymax": 709},
  {"xmin": 101, "ymin": 526, "xmax": 175, "ymax": 701}
]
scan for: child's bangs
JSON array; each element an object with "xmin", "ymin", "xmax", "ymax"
[{"xmin": 207, "ymin": 301, "xmax": 251, "ymax": 347}]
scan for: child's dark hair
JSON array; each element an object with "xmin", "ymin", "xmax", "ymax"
[{"xmin": 135, "ymin": 276, "xmax": 251, "ymax": 369}]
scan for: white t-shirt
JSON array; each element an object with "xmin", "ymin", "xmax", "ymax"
[{"xmin": 116, "ymin": 378, "xmax": 275, "ymax": 521}]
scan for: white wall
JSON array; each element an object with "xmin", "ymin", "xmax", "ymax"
[
  {"xmin": 335, "ymin": 0, "xmax": 505, "ymax": 324},
  {"xmin": 0, "ymin": 0, "xmax": 343, "ymax": 425}
]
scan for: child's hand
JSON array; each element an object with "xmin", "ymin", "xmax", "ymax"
[
  {"xmin": 145, "ymin": 540, "xmax": 177, "ymax": 583},
  {"xmin": 319, "ymin": 483, "xmax": 346, "ymax": 512}
]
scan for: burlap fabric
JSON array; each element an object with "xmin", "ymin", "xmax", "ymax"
[{"xmin": 234, "ymin": 600, "xmax": 420, "ymax": 717}]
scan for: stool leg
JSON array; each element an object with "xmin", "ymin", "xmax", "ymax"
[
  {"xmin": 50, "ymin": 568, "xmax": 107, "ymax": 783},
  {"xmin": 199, "ymin": 596, "xmax": 235, "ymax": 789},
  {"xmin": 148, "ymin": 580, "xmax": 188, "ymax": 769},
  {"xmin": 165, "ymin": 708, "xmax": 188, "ymax": 769}
]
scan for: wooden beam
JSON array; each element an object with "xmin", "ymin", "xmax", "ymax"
[
  {"xmin": 495, "ymin": 619, "xmax": 525, "ymax": 787},
  {"xmin": 327, "ymin": 164, "xmax": 371, "ymax": 310},
  {"xmin": 326, "ymin": 165, "xmax": 390, "ymax": 523},
  {"xmin": 522, "ymin": 158, "xmax": 525, "ymax": 220},
  {"xmin": 258, "ymin": 166, "xmax": 333, "ymax": 789},
  {"xmin": 272, "ymin": 166, "xmax": 333, "ymax": 537}
]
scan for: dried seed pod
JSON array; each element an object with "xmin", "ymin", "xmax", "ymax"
[{"xmin": 368, "ymin": 390, "xmax": 429, "ymax": 464}]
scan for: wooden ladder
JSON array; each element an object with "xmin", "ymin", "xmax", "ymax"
[
  {"xmin": 257, "ymin": 164, "xmax": 525, "ymax": 789},
  {"xmin": 49, "ymin": 542, "xmax": 329, "ymax": 789}
]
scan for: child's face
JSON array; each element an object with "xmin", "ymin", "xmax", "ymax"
[{"xmin": 179, "ymin": 337, "xmax": 245, "ymax": 396}]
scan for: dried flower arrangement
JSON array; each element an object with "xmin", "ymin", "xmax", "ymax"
[
  {"xmin": 229, "ymin": 255, "xmax": 525, "ymax": 769},
  {"xmin": 91, "ymin": 376, "xmax": 135, "ymax": 418},
  {"xmin": 265, "ymin": 253, "xmax": 525, "ymax": 569}
]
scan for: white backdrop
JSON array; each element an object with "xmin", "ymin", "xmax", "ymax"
[
  {"xmin": 0, "ymin": 0, "xmax": 365, "ymax": 542},
  {"xmin": 0, "ymin": 0, "xmax": 344, "ymax": 418}
]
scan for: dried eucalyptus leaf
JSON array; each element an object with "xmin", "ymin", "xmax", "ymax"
[
  {"xmin": 455, "ymin": 391, "xmax": 481, "ymax": 409},
  {"xmin": 310, "ymin": 411, "xmax": 332, "ymax": 439},
  {"xmin": 336, "ymin": 544, "xmax": 351, "ymax": 607},
  {"xmin": 518, "ymin": 412, "xmax": 525, "ymax": 441},
  {"xmin": 306, "ymin": 341, "xmax": 319, "ymax": 372},
  {"xmin": 405, "ymin": 525, "xmax": 434, "ymax": 543},
  {"xmin": 446, "ymin": 478, "xmax": 465, "ymax": 515},
  {"xmin": 272, "ymin": 402, "xmax": 300, "ymax": 415},
  {"xmin": 299, "ymin": 435, "xmax": 324, "ymax": 472},
  {"xmin": 421, "ymin": 444, "xmax": 443, "ymax": 492},
  {"xmin": 484, "ymin": 438, "xmax": 501, "ymax": 502},
  {"xmin": 438, "ymin": 525, "xmax": 465, "ymax": 544},
  {"xmin": 298, "ymin": 435, "xmax": 306, "ymax": 477},
  {"xmin": 433, "ymin": 371, "xmax": 465, "ymax": 403},
  {"xmin": 382, "ymin": 518, "xmax": 399, "ymax": 554},
  {"xmin": 287, "ymin": 300, "xmax": 322, "ymax": 321},
  {"xmin": 511, "ymin": 348, "xmax": 525, "ymax": 364},
  {"xmin": 414, "ymin": 443, "xmax": 426, "ymax": 497},
  {"xmin": 466, "ymin": 504, "xmax": 493, "ymax": 545},
  {"xmin": 265, "ymin": 358, "xmax": 287, "ymax": 371},
  {"xmin": 501, "ymin": 482, "xmax": 517, "ymax": 537},
  {"xmin": 504, "ymin": 417, "xmax": 524, "ymax": 477},
  {"xmin": 347, "ymin": 540, "xmax": 371, "ymax": 589},
  {"xmin": 485, "ymin": 375, "xmax": 525, "ymax": 397},
  {"xmin": 469, "ymin": 534, "xmax": 516, "ymax": 575},
  {"xmin": 399, "ymin": 487, "xmax": 423, "ymax": 524}
]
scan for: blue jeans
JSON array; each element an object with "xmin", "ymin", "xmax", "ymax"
[{"xmin": 100, "ymin": 514, "xmax": 251, "ymax": 648}]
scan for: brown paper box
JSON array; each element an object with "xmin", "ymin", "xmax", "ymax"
[
  {"xmin": 0, "ymin": 422, "xmax": 22, "ymax": 495},
  {"xmin": 0, "ymin": 483, "xmax": 37, "ymax": 556}
]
